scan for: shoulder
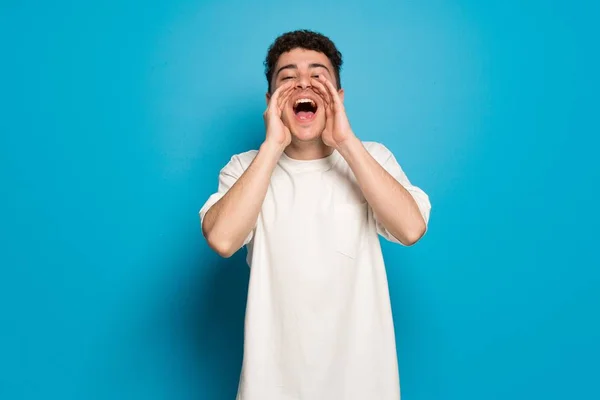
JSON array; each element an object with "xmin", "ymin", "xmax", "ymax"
[
  {"xmin": 221, "ymin": 149, "xmax": 259, "ymax": 172},
  {"xmin": 362, "ymin": 141, "xmax": 395, "ymax": 163},
  {"xmin": 231, "ymin": 149, "xmax": 259, "ymax": 167}
]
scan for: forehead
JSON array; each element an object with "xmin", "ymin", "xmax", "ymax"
[{"xmin": 275, "ymin": 48, "xmax": 334, "ymax": 71}]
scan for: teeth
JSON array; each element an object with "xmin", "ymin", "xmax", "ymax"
[{"xmin": 295, "ymin": 98, "xmax": 316, "ymax": 106}]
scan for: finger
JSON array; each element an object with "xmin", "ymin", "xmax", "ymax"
[
  {"xmin": 276, "ymin": 83, "xmax": 297, "ymax": 111},
  {"xmin": 317, "ymin": 75, "xmax": 343, "ymax": 110},
  {"xmin": 274, "ymin": 81, "xmax": 295, "ymax": 106},
  {"xmin": 312, "ymin": 79, "xmax": 334, "ymax": 121},
  {"xmin": 270, "ymin": 80, "xmax": 296, "ymax": 108},
  {"xmin": 279, "ymin": 80, "xmax": 298, "ymax": 106},
  {"xmin": 277, "ymin": 86, "xmax": 296, "ymax": 113},
  {"xmin": 267, "ymin": 83, "xmax": 295, "ymax": 119},
  {"xmin": 310, "ymin": 78, "xmax": 331, "ymax": 106}
]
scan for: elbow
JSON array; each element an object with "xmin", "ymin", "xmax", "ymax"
[
  {"xmin": 402, "ymin": 233, "xmax": 423, "ymax": 247},
  {"xmin": 202, "ymin": 219, "xmax": 237, "ymax": 258},
  {"xmin": 206, "ymin": 234, "xmax": 237, "ymax": 258},
  {"xmin": 214, "ymin": 245, "xmax": 237, "ymax": 259},
  {"xmin": 400, "ymin": 220, "xmax": 427, "ymax": 246}
]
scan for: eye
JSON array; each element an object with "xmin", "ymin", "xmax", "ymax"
[{"xmin": 282, "ymin": 76, "xmax": 294, "ymax": 81}]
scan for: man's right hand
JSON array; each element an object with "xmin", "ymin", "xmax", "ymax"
[
  {"xmin": 202, "ymin": 81, "xmax": 297, "ymax": 258},
  {"xmin": 263, "ymin": 80, "xmax": 296, "ymax": 150}
]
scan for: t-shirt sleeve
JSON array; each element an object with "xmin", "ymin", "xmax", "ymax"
[
  {"xmin": 199, "ymin": 154, "xmax": 254, "ymax": 246},
  {"xmin": 370, "ymin": 143, "xmax": 431, "ymax": 245}
]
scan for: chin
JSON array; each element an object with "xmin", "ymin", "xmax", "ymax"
[
  {"xmin": 290, "ymin": 126, "xmax": 324, "ymax": 142},
  {"xmin": 284, "ymin": 115, "xmax": 327, "ymax": 143}
]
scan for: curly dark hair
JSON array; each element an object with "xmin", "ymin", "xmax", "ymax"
[{"xmin": 264, "ymin": 29, "xmax": 343, "ymax": 93}]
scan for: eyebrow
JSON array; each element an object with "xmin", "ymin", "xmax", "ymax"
[{"xmin": 275, "ymin": 63, "xmax": 331, "ymax": 78}]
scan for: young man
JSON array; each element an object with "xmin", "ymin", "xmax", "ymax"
[{"xmin": 200, "ymin": 30, "xmax": 431, "ymax": 400}]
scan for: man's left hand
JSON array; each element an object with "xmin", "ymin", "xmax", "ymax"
[{"xmin": 311, "ymin": 75, "xmax": 357, "ymax": 149}]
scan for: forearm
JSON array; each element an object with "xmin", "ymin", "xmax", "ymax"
[
  {"xmin": 338, "ymin": 137, "xmax": 426, "ymax": 245},
  {"xmin": 202, "ymin": 141, "xmax": 283, "ymax": 257}
]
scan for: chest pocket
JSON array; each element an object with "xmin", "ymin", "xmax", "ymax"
[{"xmin": 330, "ymin": 202, "xmax": 369, "ymax": 259}]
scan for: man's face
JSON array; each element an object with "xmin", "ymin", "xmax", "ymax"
[{"xmin": 268, "ymin": 48, "xmax": 344, "ymax": 143}]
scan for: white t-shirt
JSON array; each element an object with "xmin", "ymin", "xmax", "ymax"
[{"xmin": 200, "ymin": 141, "xmax": 431, "ymax": 400}]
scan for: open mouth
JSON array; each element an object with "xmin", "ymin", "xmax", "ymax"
[{"xmin": 293, "ymin": 98, "xmax": 318, "ymax": 122}]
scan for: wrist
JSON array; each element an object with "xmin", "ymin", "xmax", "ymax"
[
  {"xmin": 336, "ymin": 134, "xmax": 362, "ymax": 158},
  {"xmin": 260, "ymin": 139, "xmax": 287, "ymax": 159}
]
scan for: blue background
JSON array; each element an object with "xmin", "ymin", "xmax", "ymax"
[{"xmin": 1, "ymin": 0, "xmax": 599, "ymax": 399}]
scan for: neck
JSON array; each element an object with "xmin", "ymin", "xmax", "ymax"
[{"xmin": 284, "ymin": 138, "xmax": 334, "ymax": 160}]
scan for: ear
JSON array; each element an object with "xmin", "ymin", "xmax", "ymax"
[
  {"xmin": 338, "ymin": 88, "xmax": 345, "ymax": 103},
  {"xmin": 266, "ymin": 92, "xmax": 271, "ymax": 106}
]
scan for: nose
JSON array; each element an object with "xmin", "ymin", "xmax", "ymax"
[{"xmin": 296, "ymin": 74, "xmax": 312, "ymax": 90}]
